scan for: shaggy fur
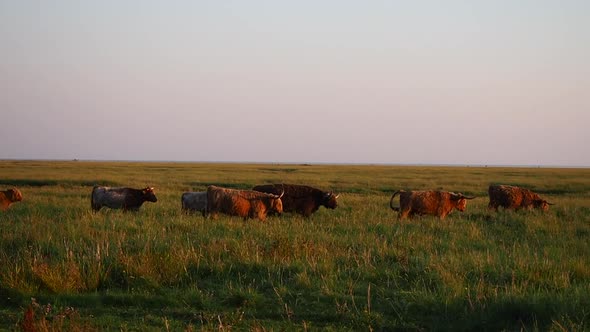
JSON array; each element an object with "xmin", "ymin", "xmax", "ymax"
[
  {"xmin": 390, "ymin": 190, "xmax": 474, "ymax": 219},
  {"xmin": 488, "ymin": 185, "xmax": 552, "ymax": 211},
  {"xmin": 207, "ymin": 185, "xmax": 283, "ymax": 221},
  {"xmin": 252, "ymin": 184, "xmax": 338, "ymax": 217},
  {"xmin": 0, "ymin": 188, "xmax": 23, "ymax": 211},
  {"xmin": 91, "ymin": 186, "xmax": 157, "ymax": 211},
  {"xmin": 181, "ymin": 191, "xmax": 207, "ymax": 216}
]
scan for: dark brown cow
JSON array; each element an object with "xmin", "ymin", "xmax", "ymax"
[
  {"xmin": 0, "ymin": 188, "xmax": 23, "ymax": 211},
  {"xmin": 252, "ymin": 184, "xmax": 339, "ymax": 217},
  {"xmin": 488, "ymin": 185, "xmax": 553, "ymax": 211},
  {"xmin": 207, "ymin": 185, "xmax": 283, "ymax": 221},
  {"xmin": 390, "ymin": 190, "xmax": 475, "ymax": 219},
  {"xmin": 91, "ymin": 186, "xmax": 157, "ymax": 211}
]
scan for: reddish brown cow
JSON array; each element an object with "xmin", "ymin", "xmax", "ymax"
[
  {"xmin": 206, "ymin": 185, "xmax": 283, "ymax": 221},
  {"xmin": 390, "ymin": 190, "xmax": 475, "ymax": 219},
  {"xmin": 252, "ymin": 184, "xmax": 339, "ymax": 217},
  {"xmin": 488, "ymin": 185, "xmax": 553, "ymax": 211},
  {"xmin": 0, "ymin": 188, "xmax": 23, "ymax": 211}
]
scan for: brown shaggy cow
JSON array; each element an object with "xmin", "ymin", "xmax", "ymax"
[
  {"xmin": 488, "ymin": 185, "xmax": 553, "ymax": 211},
  {"xmin": 91, "ymin": 186, "xmax": 157, "ymax": 211},
  {"xmin": 206, "ymin": 185, "xmax": 283, "ymax": 221},
  {"xmin": 390, "ymin": 190, "xmax": 475, "ymax": 219},
  {"xmin": 252, "ymin": 184, "xmax": 339, "ymax": 217},
  {"xmin": 0, "ymin": 188, "xmax": 23, "ymax": 211}
]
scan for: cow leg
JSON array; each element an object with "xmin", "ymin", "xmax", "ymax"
[
  {"xmin": 398, "ymin": 209, "xmax": 410, "ymax": 220},
  {"xmin": 256, "ymin": 210, "xmax": 266, "ymax": 221},
  {"xmin": 438, "ymin": 206, "xmax": 452, "ymax": 219},
  {"xmin": 91, "ymin": 201, "xmax": 101, "ymax": 212},
  {"xmin": 488, "ymin": 202, "xmax": 498, "ymax": 211}
]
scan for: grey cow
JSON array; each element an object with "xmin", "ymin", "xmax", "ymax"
[
  {"xmin": 91, "ymin": 186, "xmax": 157, "ymax": 211},
  {"xmin": 181, "ymin": 191, "xmax": 207, "ymax": 216}
]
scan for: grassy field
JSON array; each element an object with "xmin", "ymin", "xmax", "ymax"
[{"xmin": 0, "ymin": 160, "xmax": 589, "ymax": 331}]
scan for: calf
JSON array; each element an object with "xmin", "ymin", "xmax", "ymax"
[{"xmin": 91, "ymin": 186, "xmax": 157, "ymax": 211}]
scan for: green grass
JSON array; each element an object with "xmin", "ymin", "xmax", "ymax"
[{"xmin": 0, "ymin": 161, "xmax": 589, "ymax": 330}]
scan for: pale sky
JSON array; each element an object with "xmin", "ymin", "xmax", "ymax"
[{"xmin": 1, "ymin": 1, "xmax": 589, "ymax": 166}]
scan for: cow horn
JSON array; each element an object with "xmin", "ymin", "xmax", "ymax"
[
  {"xmin": 460, "ymin": 194, "xmax": 476, "ymax": 200},
  {"xmin": 279, "ymin": 184, "xmax": 285, "ymax": 198},
  {"xmin": 325, "ymin": 192, "xmax": 340, "ymax": 199},
  {"xmin": 546, "ymin": 201, "xmax": 555, "ymax": 205}
]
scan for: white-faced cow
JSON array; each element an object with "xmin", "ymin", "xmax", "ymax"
[
  {"xmin": 181, "ymin": 191, "xmax": 207, "ymax": 216},
  {"xmin": 252, "ymin": 183, "xmax": 339, "ymax": 217},
  {"xmin": 390, "ymin": 190, "xmax": 475, "ymax": 219},
  {"xmin": 488, "ymin": 185, "xmax": 553, "ymax": 211},
  {"xmin": 0, "ymin": 188, "xmax": 23, "ymax": 211},
  {"xmin": 206, "ymin": 185, "xmax": 283, "ymax": 221},
  {"xmin": 91, "ymin": 186, "xmax": 157, "ymax": 212}
]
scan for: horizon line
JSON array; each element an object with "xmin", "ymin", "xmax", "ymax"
[{"xmin": 1, "ymin": 158, "xmax": 589, "ymax": 169}]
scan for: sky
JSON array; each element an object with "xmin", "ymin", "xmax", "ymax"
[{"xmin": 1, "ymin": 1, "xmax": 589, "ymax": 166}]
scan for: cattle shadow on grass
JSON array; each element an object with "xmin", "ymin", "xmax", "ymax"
[
  {"xmin": 0, "ymin": 179, "xmax": 121, "ymax": 188},
  {"xmin": 534, "ymin": 186, "xmax": 589, "ymax": 196},
  {"xmin": 489, "ymin": 182, "xmax": 589, "ymax": 197},
  {"xmin": 257, "ymin": 167, "xmax": 299, "ymax": 173},
  {"xmin": 462, "ymin": 211, "xmax": 496, "ymax": 222}
]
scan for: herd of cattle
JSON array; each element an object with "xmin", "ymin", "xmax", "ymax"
[{"xmin": 1, "ymin": 183, "xmax": 553, "ymax": 220}]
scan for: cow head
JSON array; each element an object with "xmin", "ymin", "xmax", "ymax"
[
  {"xmin": 8, "ymin": 188, "xmax": 23, "ymax": 202},
  {"xmin": 533, "ymin": 199, "xmax": 553, "ymax": 211},
  {"xmin": 452, "ymin": 193, "xmax": 475, "ymax": 212},
  {"xmin": 142, "ymin": 187, "xmax": 158, "ymax": 202},
  {"xmin": 323, "ymin": 192, "xmax": 339, "ymax": 209},
  {"xmin": 265, "ymin": 188, "xmax": 284, "ymax": 215},
  {"xmin": 270, "ymin": 196, "xmax": 283, "ymax": 215}
]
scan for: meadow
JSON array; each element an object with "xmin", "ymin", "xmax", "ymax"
[{"xmin": 0, "ymin": 160, "xmax": 589, "ymax": 331}]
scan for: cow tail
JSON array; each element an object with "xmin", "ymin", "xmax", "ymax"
[
  {"xmin": 390, "ymin": 191, "xmax": 401, "ymax": 211},
  {"xmin": 91, "ymin": 186, "xmax": 99, "ymax": 211}
]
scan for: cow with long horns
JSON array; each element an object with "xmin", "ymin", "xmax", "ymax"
[
  {"xmin": 390, "ymin": 190, "xmax": 475, "ymax": 219},
  {"xmin": 488, "ymin": 185, "xmax": 553, "ymax": 211},
  {"xmin": 206, "ymin": 185, "xmax": 283, "ymax": 221},
  {"xmin": 252, "ymin": 184, "xmax": 339, "ymax": 217}
]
